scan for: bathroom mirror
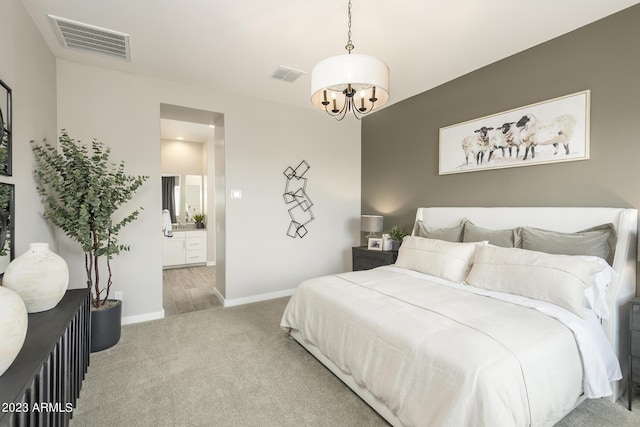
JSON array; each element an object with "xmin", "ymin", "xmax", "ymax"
[
  {"xmin": 0, "ymin": 183, "xmax": 15, "ymax": 275},
  {"xmin": 162, "ymin": 174, "xmax": 205, "ymax": 223},
  {"xmin": 184, "ymin": 174, "xmax": 203, "ymax": 222},
  {"xmin": 162, "ymin": 175, "xmax": 180, "ymax": 223}
]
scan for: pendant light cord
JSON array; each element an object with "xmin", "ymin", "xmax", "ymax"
[{"xmin": 345, "ymin": 0, "xmax": 354, "ymax": 53}]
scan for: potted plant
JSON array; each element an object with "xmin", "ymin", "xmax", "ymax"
[
  {"xmin": 31, "ymin": 130, "xmax": 148, "ymax": 352},
  {"xmin": 193, "ymin": 213, "xmax": 205, "ymax": 229},
  {"xmin": 387, "ymin": 226, "xmax": 408, "ymax": 251}
]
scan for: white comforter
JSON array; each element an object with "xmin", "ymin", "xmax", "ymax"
[{"xmin": 280, "ymin": 267, "xmax": 621, "ymax": 427}]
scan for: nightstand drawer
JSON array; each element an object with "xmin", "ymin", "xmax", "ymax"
[
  {"xmin": 632, "ymin": 331, "xmax": 640, "ymax": 357},
  {"xmin": 352, "ymin": 247, "xmax": 398, "ymax": 271},
  {"xmin": 633, "ymin": 357, "xmax": 640, "ymax": 383},
  {"xmin": 632, "ymin": 303, "xmax": 640, "ymax": 330},
  {"xmin": 354, "ymin": 257, "xmax": 386, "ymax": 271}
]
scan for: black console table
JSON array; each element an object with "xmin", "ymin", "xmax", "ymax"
[{"xmin": 0, "ymin": 289, "xmax": 90, "ymax": 427}]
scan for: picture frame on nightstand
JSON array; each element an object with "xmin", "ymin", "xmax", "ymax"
[{"xmin": 367, "ymin": 237, "xmax": 383, "ymax": 251}]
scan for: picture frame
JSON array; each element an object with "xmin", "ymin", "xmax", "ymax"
[
  {"xmin": 0, "ymin": 79, "xmax": 12, "ymax": 176},
  {"xmin": 0, "ymin": 182, "xmax": 15, "ymax": 276},
  {"xmin": 367, "ymin": 237, "xmax": 383, "ymax": 251},
  {"xmin": 439, "ymin": 90, "xmax": 590, "ymax": 175}
]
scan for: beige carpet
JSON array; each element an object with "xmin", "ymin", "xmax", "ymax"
[{"xmin": 71, "ymin": 297, "xmax": 640, "ymax": 426}]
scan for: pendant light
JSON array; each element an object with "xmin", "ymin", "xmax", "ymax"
[{"xmin": 310, "ymin": 0, "xmax": 390, "ymax": 120}]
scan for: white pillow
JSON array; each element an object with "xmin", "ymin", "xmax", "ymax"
[
  {"xmin": 576, "ymin": 255, "xmax": 616, "ymax": 319},
  {"xmin": 394, "ymin": 236, "xmax": 481, "ymax": 282},
  {"xmin": 465, "ymin": 245, "xmax": 604, "ymax": 318}
]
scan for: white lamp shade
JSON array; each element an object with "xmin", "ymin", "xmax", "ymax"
[
  {"xmin": 361, "ymin": 215, "xmax": 383, "ymax": 233},
  {"xmin": 311, "ymin": 54, "xmax": 390, "ymax": 111}
]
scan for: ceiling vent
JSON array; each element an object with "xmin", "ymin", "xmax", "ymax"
[
  {"xmin": 272, "ymin": 66, "xmax": 305, "ymax": 83},
  {"xmin": 48, "ymin": 15, "xmax": 131, "ymax": 61}
]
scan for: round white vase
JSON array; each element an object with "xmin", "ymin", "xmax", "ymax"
[
  {"xmin": 0, "ymin": 286, "xmax": 28, "ymax": 376},
  {"xmin": 3, "ymin": 243, "xmax": 69, "ymax": 313}
]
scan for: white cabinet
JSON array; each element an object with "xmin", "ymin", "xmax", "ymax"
[
  {"xmin": 185, "ymin": 231, "xmax": 207, "ymax": 264},
  {"xmin": 162, "ymin": 230, "xmax": 207, "ymax": 268},
  {"xmin": 163, "ymin": 232, "xmax": 186, "ymax": 266}
]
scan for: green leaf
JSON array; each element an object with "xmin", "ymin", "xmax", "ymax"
[{"xmin": 31, "ymin": 131, "xmax": 149, "ymax": 306}]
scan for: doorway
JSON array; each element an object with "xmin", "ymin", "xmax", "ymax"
[{"xmin": 160, "ymin": 103, "xmax": 226, "ymax": 315}]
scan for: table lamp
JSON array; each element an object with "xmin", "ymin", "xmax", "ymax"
[{"xmin": 361, "ymin": 215, "xmax": 383, "ymax": 244}]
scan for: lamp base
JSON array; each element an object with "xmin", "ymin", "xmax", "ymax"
[{"xmin": 362, "ymin": 232, "xmax": 379, "ymax": 246}]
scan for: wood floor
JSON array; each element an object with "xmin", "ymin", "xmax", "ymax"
[{"xmin": 162, "ymin": 265, "xmax": 221, "ymax": 317}]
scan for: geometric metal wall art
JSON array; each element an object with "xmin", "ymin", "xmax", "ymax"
[{"xmin": 282, "ymin": 160, "xmax": 314, "ymax": 238}]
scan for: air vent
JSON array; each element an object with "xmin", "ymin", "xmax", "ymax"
[
  {"xmin": 48, "ymin": 15, "xmax": 131, "ymax": 61},
  {"xmin": 272, "ymin": 66, "xmax": 305, "ymax": 83}
]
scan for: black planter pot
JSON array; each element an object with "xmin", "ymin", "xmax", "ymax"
[
  {"xmin": 90, "ymin": 299, "xmax": 122, "ymax": 352},
  {"xmin": 196, "ymin": 222, "xmax": 205, "ymax": 229}
]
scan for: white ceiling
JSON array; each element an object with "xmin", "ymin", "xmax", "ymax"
[{"xmin": 20, "ymin": 0, "xmax": 640, "ymax": 115}]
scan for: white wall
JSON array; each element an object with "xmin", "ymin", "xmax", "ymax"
[
  {"xmin": 160, "ymin": 139, "xmax": 205, "ymax": 176},
  {"xmin": 0, "ymin": 0, "xmax": 57, "ymax": 257},
  {"xmin": 56, "ymin": 60, "xmax": 361, "ymax": 318},
  {"xmin": 214, "ymin": 116, "xmax": 226, "ymax": 296},
  {"xmin": 223, "ymin": 105, "xmax": 361, "ymax": 303},
  {"xmin": 206, "ymin": 133, "xmax": 216, "ymax": 266}
]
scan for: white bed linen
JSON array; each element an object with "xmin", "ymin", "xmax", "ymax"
[
  {"xmin": 381, "ymin": 266, "xmax": 622, "ymax": 398},
  {"xmin": 281, "ymin": 267, "xmax": 618, "ymax": 427}
]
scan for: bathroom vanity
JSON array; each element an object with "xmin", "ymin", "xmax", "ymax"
[{"xmin": 162, "ymin": 229, "xmax": 207, "ymax": 268}]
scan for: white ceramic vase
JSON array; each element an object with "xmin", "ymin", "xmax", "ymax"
[
  {"xmin": 0, "ymin": 286, "xmax": 28, "ymax": 376},
  {"xmin": 3, "ymin": 243, "xmax": 69, "ymax": 313}
]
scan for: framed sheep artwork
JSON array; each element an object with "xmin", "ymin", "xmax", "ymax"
[{"xmin": 438, "ymin": 90, "xmax": 590, "ymax": 175}]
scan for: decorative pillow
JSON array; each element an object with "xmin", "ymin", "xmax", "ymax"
[
  {"xmin": 465, "ymin": 245, "xmax": 604, "ymax": 318},
  {"xmin": 520, "ymin": 223, "xmax": 617, "ymax": 265},
  {"xmin": 394, "ymin": 236, "xmax": 481, "ymax": 282},
  {"xmin": 463, "ymin": 220, "xmax": 520, "ymax": 248},
  {"xmin": 412, "ymin": 219, "xmax": 465, "ymax": 242}
]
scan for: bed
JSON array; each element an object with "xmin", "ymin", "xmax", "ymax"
[{"xmin": 280, "ymin": 207, "xmax": 638, "ymax": 427}]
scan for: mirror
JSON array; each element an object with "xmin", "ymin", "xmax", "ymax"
[
  {"xmin": 184, "ymin": 174, "xmax": 202, "ymax": 222},
  {"xmin": 0, "ymin": 183, "xmax": 15, "ymax": 275},
  {"xmin": 161, "ymin": 174, "xmax": 204, "ymax": 223}
]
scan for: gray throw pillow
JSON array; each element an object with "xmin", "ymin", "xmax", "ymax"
[
  {"xmin": 462, "ymin": 221, "xmax": 520, "ymax": 248},
  {"xmin": 520, "ymin": 223, "xmax": 617, "ymax": 265},
  {"xmin": 412, "ymin": 219, "xmax": 465, "ymax": 242}
]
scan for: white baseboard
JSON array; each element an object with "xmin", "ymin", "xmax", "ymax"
[
  {"xmin": 120, "ymin": 288, "xmax": 293, "ymax": 325},
  {"xmin": 213, "ymin": 287, "xmax": 225, "ymax": 305},
  {"xmin": 218, "ymin": 288, "xmax": 295, "ymax": 307},
  {"xmin": 122, "ymin": 309, "xmax": 165, "ymax": 325}
]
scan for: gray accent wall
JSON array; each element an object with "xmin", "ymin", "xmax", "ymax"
[{"xmin": 362, "ymin": 5, "xmax": 640, "ymax": 232}]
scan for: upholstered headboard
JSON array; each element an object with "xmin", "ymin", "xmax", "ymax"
[{"xmin": 414, "ymin": 207, "xmax": 638, "ymax": 400}]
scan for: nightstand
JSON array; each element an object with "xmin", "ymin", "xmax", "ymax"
[
  {"xmin": 629, "ymin": 297, "xmax": 640, "ymax": 410},
  {"xmin": 352, "ymin": 246, "xmax": 398, "ymax": 271}
]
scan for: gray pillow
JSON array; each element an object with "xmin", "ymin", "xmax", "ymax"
[
  {"xmin": 462, "ymin": 221, "xmax": 520, "ymax": 248},
  {"xmin": 412, "ymin": 219, "xmax": 465, "ymax": 242},
  {"xmin": 520, "ymin": 223, "xmax": 617, "ymax": 265}
]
